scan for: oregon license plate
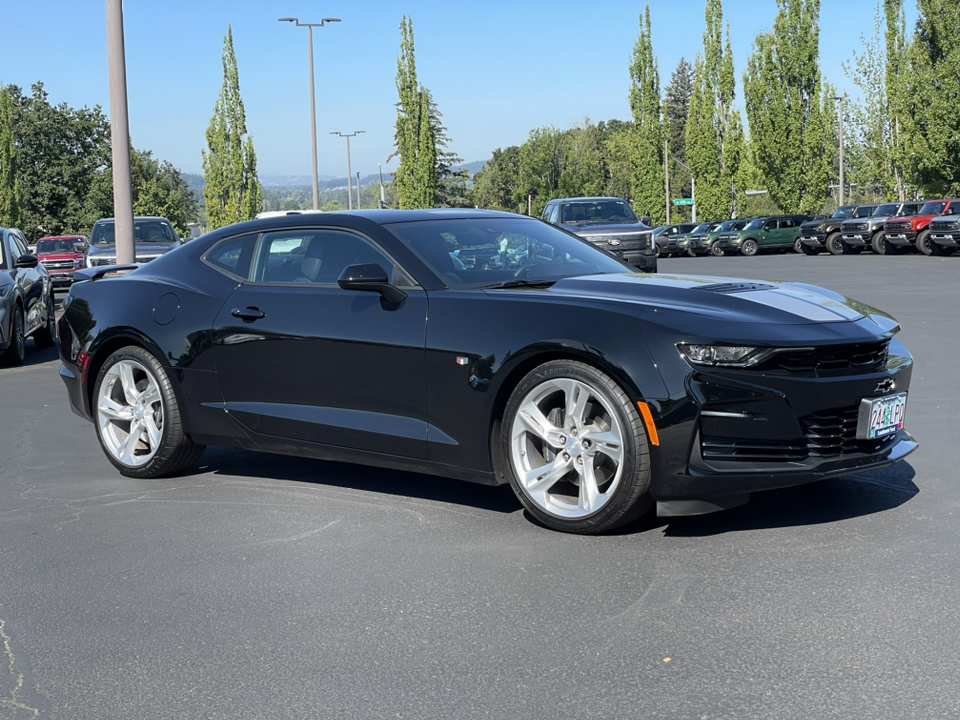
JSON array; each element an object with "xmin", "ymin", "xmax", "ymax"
[{"xmin": 857, "ymin": 392, "xmax": 906, "ymax": 440}]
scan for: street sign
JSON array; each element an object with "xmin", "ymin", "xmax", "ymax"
[{"xmin": 673, "ymin": 198, "xmax": 693, "ymax": 206}]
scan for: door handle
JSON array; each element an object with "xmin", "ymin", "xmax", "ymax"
[{"xmin": 231, "ymin": 307, "xmax": 266, "ymax": 322}]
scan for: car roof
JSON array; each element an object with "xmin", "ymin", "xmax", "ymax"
[
  {"xmin": 549, "ymin": 197, "xmax": 629, "ymax": 204},
  {"xmin": 94, "ymin": 216, "xmax": 171, "ymax": 223}
]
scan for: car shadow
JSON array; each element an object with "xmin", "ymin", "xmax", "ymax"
[
  {"xmin": 648, "ymin": 461, "xmax": 919, "ymax": 537},
  {"xmin": 194, "ymin": 446, "xmax": 523, "ymax": 515}
]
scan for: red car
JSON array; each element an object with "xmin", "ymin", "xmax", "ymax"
[
  {"xmin": 36, "ymin": 235, "xmax": 88, "ymax": 288},
  {"xmin": 883, "ymin": 199, "xmax": 960, "ymax": 255}
]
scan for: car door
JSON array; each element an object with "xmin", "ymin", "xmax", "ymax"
[
  {"xmin": 776, "ymin": 217, "xmax": 797, "ymax": 247},
  {"xmin": 210, "ymin": 227, "xmax": 430, "ymax": 459},
  {"xmin": 758, "ymin": 218, "xmax": 778, "ymax": 248},
  {"xmin": 8, "ymin": 231, "xmax": 45, "ymax": 335}
]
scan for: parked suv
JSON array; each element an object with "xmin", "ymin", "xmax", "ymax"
[
  {"xmin": 86, "ymin": 216, "xmax": 181, "ymax": 267},
  {"xmin": 927, "ymin": 214, "xmax": 960, "ymax": 255},
  {"xmin": 685, "ymin": 221, "xmax": 722, "ymax": 256},
  {"xmin": 883, "ymin": 199, "xmax": 960, "ymax": 255},
  {"xmin": 840, "ymin": 202, "xmax": 923, "ymax": 255},
  {"xmin": 35, "ymin": 235, "xmax": 88, "ymax": 288},
  {"xmin": 799, "ymin": 206, "xmax": 857, "ymax": 255},
  {"xmin": 719, "ymin": 215, "xmax": 809, "ymax": 256},
  {"xmin": 541, "ymin": 197, "xmax": 656, "ymax": 272},
  {"xmin": 652, "ymin": 223, "xmax": 696, "ymax": 257}
]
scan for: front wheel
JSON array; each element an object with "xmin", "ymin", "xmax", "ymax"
[
  {"xmin": 826, "ymin": 232, "xmax": 845, "ymax": 255},
  {"xmin": 33, "ymin": 293, "xmax": 57, "ymax": 348},
  {"xmin": 709, "ymin": 242, "xmax": 725, "ymax": 257},
  {"xmin": 800, "ymin": 243, "xmax": 820, "ymax": 256},
  {"xmin": 917, "ymin": 229, "xmax": 934, "ymax": 255},
  {"xmin": 741, "ymin": 239, "xmax": 759, "ymax": 256},
  {"xmin": 793, "ymin": 238, "xmax": 804, "ymax": 254},
  {"xmin": 498, "ymin": 360, "xmax": 652, "ymax": 534},
  {"xmin": 1, "ymin": 306, "xmax": 25, "ymax": 366},
  {"xmin": 93, "ymin": 346, "xmax": 205, "ymax": 478}
]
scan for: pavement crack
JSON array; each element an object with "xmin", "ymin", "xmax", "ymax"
[
  {"xmin": 249, "ymin": 518, "xmax": 342, "ymax": 544},
  {"xmin": 0, "ymin": 619, "xmax": 39, "ymax": 719}
]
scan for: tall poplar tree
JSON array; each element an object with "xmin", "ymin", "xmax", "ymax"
[
  {"xmin": 744, "ymin": 0, "xmax": 830, "ymax": 214},
  {"xmin": 392, "ymin": 16, "xmax": 439, "ymax": 209},
  {"xmin": 202, "ymin": 26, "xmax": 261, "ymax": 230},
  {"xmin": 628, "ymin": 5, "xmax": 665, "ymax": 224},
  {"xmin": 0, "ymin": 86, "xmax": 22, "ymax": 229},
  {"xmin": 686, "ymin": 0, "xmax": 744, "ymax": 220},
  {"xmin": 663, "ymin": 59, "xmax": 694, "ymax": 216}
]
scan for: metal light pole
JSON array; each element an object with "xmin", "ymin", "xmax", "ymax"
[
  {"xmin": 832, "ymin": 96, "xmax": 845, "ymax": 206},
  {"xmin": 279, "ymin": 17, "xmax": 340, "ymax": 211},
  {"xmin": 671, "ymin": 155, "xmax": 697, "ymax": 224},
  {"xmin": 330, "ymin": 131, "xmax": 364, "ymax": 210},
  {"xmin": 356, "ymin": 171, "xmax": 361, "ymax": 209},
  {"xmin": 378, "ymin": 163, "xmax": 386, "ymax": 208},
  {"xmin": 106, "ymin": 0, "xmax": 135, "ymax": 265}
]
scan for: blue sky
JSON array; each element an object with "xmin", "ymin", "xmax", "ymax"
[{"xmin": 3, "ymin": 0, "xmax": 914, "ymax": 178}]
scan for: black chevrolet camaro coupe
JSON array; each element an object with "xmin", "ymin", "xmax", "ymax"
[{"xmin": 57, "ymin": 209, "xmax": 917, "ymax": 533}]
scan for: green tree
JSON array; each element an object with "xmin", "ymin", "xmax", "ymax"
[
  {"xmin": 0, "ymin": 86, "xmax": 22, "ymax": 229},
  {"xmin": 686, "ymin": 0, "xmax": 744, "ymax": 220},
  {"xmin": 7, "ymin": 83, "xmax": 111, "ymax": 240},
  {"xmin": 202, "ymin": 26, "xmax": 261, "ymax": 230},
  {"xmin": 392, "ymin": 16, "xmax": 438, "ymax": 209},
  {"xmin": 627, "ymin": 5, "xmax": 666, "ymax": 224},
  {"xmin": 744, "ymin": 0, "xmax": 831, "ymax": 214},
  {"xmin": 663, "ymin": 59, "xmax": 694, "ymax": 218},
  {"xmin": 472, "ymin": 146, "xmax": 523, "ymax": 212}
]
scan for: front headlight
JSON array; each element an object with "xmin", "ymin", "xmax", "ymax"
[
  {"xmin": 74, "ymin": 258, "xmax": 84, "ymax": 268},
  {"xmin": 678, "ymin": 344, "xmax": 776, "ymax": 367}
]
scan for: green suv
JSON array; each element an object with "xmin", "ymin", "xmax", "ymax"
[
  {"xmin": 715, "ymin": 215, "xmax": 809, "ymax": 256},
  {"xmin": 685, "ymin": 222, "xmax": 722, "ymax": 256}
]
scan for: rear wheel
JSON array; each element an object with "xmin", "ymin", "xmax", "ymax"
[
  {"xmin": 826, "ymin": 232, "xmax": 845, "ymax": 255},
  {"xmin": 917, "ymin": 229, "xmax": 934, "ymax": 255},
  {"xmin": 498, "ymin": 360, "xmax": 652, "ymax": 534},
  {"xmin": 93, "ymin": 346, "xmax": 205, "ymax": 478},
  {"xmin": 1, "ymin": 306, "xmax": 25, "ymax": 366},
  {"xmin": 741, "ymin": 239, "xmax": 759, "ymax": 256},
  {"xmin": 793, "ymin": 238, "xmax": 804, "ymax": 253}
]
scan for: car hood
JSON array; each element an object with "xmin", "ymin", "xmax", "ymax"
[
  {"xmin": 560, "ymin": 221, "xmax": 650, "ymax": 235},
  {"xmin": 89, "ymin": 242, "xmax": 178, "ymax": 256},
  {"xmin": 539, "ymin": 273, "xmax": 898, "ymax": 331}
]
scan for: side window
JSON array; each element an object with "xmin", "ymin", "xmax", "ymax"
[
  {"xmin": 763, "ymin": 219, "xmax": 776, "ymax": 230},
  {"xmin": 778, "ymin": 218, "xmax": 795, "ymax": 230},
  {"xmin": 253, "ymin": 228, "xmax": 404, "ymax": 286},
  {"xmin": 540, "ymin": 204, "xmax": 553, "ymax": 222},
  {"xmin": 11, "ymin": 233, "xmax": 28, "ymax": 257},
  {"xmin": 547, "ymin": 204, "xmax": 560, "ymax": 224},
  {"xmin": 203, "ymin": 234, "xmax": 257, "ymax": 279}
]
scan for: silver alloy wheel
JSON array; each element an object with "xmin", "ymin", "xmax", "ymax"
[
  {"xmin": 97, "ymin": 359, "xmax": 164, "ymax": 467},
  {"xmin": 509, "ymin": 377, "xmax": 625, "ymax": 519}
]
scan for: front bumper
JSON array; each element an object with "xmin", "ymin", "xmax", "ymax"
[
  {"xmin": 800, "ymin": 232, "xmax": 827, "ymax": 247},
  {"xmin": 930, "ymin": 231, "xmax": 960, "ymax": 248},
  {"xmin": 686, "ymin": 237, "xmax": 712, "ymax": 254},
  {"xmin": 840, "ymin": 232, "xmax": 871, "ymax": 247},
  {"xmin": 619, "ymin": 250, "xmax": 657, "ymax": 272},
  {"xmin": 884, "ymin": 230, "xmax": 916, "ymax": 247},
  {"xmin": 647, "ymin": 337, "xmax": 917, "ymax": 510}
]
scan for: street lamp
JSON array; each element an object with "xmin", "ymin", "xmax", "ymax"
[
  {"xmin": 831, "ymin": 96, "xmax": 845, "ymax": 206},
  {"xmin": 279, "ymin": 16, "xmax": 341, "ymax": 211},
  {"xmin": 330, "ymin": 131, "xmax": 364, "ymax": 210},
  {"xmin": 671, "ymin": 156, "xmax": 697, "ymax": 224}
]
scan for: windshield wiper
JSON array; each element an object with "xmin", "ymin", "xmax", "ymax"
[{"xmin": 480, "ymin": 279, "xmax": 558, "ymax": 290}]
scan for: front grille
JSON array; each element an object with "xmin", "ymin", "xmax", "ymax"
[
  {"xmin": 42, "ymin": 260, "xmax": 75, "ymax": 270},
  {"xmin": 588, "ymin": 233, "xmax": 650, "ymax": 249},
  {"xmin": 91, "ymin": 257, "xmax": 117, "ymax": 266},
  {"xmin": 931, "ymin": 221, "xmax": 959, "ymax": 231},
  {"xmin": 801, "ymin": 227, "xmax": 823, "ymax": 237},
  {"xmin": 845, "ymin": 222, "xmax": 868, "ymax": 232},
  {"xmin": 886, "ymin": 223, "xmax": 910, "ymax": 233},
  {"xmin": 753, "ymin": 341, "xmax": 889, "ymax": 376},
  {"xmin": 701, "ymin": 404, "xmax": 895, "ymax": 463}
]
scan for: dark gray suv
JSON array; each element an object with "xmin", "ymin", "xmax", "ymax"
[{"xmin": 540, "ymin": 197, "xmax": 657, "ymax": 272}]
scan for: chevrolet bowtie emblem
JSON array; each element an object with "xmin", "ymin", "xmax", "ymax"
[{"xmin": 875, "ymin": 378, "xmax": 896, "ymax": 394}]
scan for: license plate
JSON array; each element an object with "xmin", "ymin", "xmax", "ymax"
[{"xmin": 857, "ymin": 392, "xmax": 906, "ymax": 440}]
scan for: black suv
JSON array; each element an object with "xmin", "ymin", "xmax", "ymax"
[
  {"xmin": 798, "ymin": 206, "xmax": 857, "ymax": 255},
  {"xmin": 541, "ymin": 197, "xmax": 657, "ymax": 272},
  {"xmin": 652, "ymin": 223, "xmax": 697, "ymax": 257}
]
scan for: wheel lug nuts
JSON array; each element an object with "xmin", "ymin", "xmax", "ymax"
[
  {"xmin": 576, "ymin": 457, "xmax": 583, "ymax": 464},
  {"xmin": 571, "ymin": 428, "xmax": 578, "ymax": 437},
  {"xmin": 558, "ymin": 435, "xmax": 566, "ymax": 445},
  {"xmin": 563, "ymin": 453, "xmax": 570, "ymax": 461}
]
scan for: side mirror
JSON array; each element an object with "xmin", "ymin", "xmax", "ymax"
[
  {"xmin": 15, "ymin": 254, "xmax": 39, "ymax": 269},
  {"xmin": 338, "ymin": 263, "xmax": 407, "ymax": 304}
]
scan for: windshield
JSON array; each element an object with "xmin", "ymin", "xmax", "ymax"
[
  {"xmin": 874, "ymin": 204, "xmax": 900, "ymax": 216},
  {"xmin": 91, "ymin": 219, "xmax": 178, "ymax": 245},
  {"xmin": 831, "ymin": 206, "xmax": 855, "ymax": 219},
  {"xmin": 716, "ymin": 221, "xmax": 737, "ymax": 232},
  {"xmin": 385, "ymin": 217, "xmax": 632, "ymax": 289},
  {"xmin": 560, "ymin": 200, "xmax": 639, "ymax": 225},
  {"xmin": 853, "ymin": 206, "xmax": 876, "ymax": 218},
  {"xmin": 690, "ymin": 223, "xmax": 712, "ymax": 234},
  {"xmin": 919, "ymin": 201, "xmax": 947, "ymax": 215},
  {"xmin": 37, "ymin": 239, "xmax": 81, "ymax": 253},
  {"xmin": 745, "ymin": 218, "xmax": 765, "ymax": 230}
]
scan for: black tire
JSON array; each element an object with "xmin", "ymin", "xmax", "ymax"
[
  {"xmin": 654, "ymin": 244, "xmax": 662, "ymax": 257},
  {"xmin": 929, "ymin": 237, "xmax": 954, "ymax": 256},
  {"xmin": 709, "ymin": 242, "xmax": 725, "ymax": 257},
  {"xmin": 33, "ymin": 293, "xmax": 57, "ymax": 348},
  {"xmin": 871, "ymin": 232, "xmax": 889, "ymax": 255},
  {"xmin": 93, "ymin": 346, "xmax": 205, "ymax": 478},
  {"xmin": 793, "ymin": 238, "xmax": 804, "ymax": 253},
  {"xmin": 826, "ymin": 231, "xmax": 845, "ymax": 255},
  {"xmin": 687, "ymin": 247, "xmax": 699, "ymax": 257},
  {"xmin": 840, "ymin": 239, "xmax": 862, "ymax": 254},
  {"xmin": 741, "ymin": 239, "xmax": 759, "ymax": 257},
  {"xmin": 1, "ymin": 305, "xmax": 26, "ymax": 366},
  {"xmin": 497, "ymin": 360, "xmax": 652, "ymax": 534},
  {"xmin": 917, "ymin": 229, "xmax": 934, "ymax": 256},
  {"xmin": 800, "ymin": 243, "xmax": 820, "ymax": 256}
]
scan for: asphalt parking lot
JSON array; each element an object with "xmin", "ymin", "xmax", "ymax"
[{"xmin": 2, "ymin": 252, "xmax": 958, "ymax": 719}]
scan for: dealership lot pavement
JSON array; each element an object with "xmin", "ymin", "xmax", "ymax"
[{"xmin": 1, "ymin": 253, "xmax": 958, "ymax": 719}]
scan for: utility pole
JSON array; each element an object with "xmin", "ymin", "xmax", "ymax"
[
  {"xmin": 378, "ymin": 163, "xmax": 386, "ymax": 208},
  {"xmin": 105, "ymin": 0, "xmax": 134, "ymax": 265},
  {"xmin": 832, "ymin": 95, "xmax": 845, "ymax": 205},
  {"xmin": 356, "ymin": 171, "xmax": 361, "ymax": 209},
  {"xmin": 664, "ymin": 139, "xmax": 670, "ymax": 225},
  {"xmin": 330, "ymin": 131, "xmax": 364, "ymax": 210}
]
